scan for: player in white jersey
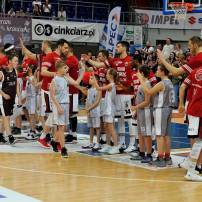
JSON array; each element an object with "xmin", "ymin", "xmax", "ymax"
[
  {"xmin": 94, "ymin": 68, "xmax": 119, "ymax": 155},
  {"xmin": 138, "ymin": 64, "xmax": 175, "ymax": 167},
  {"xmin": 82, "ymin": 75, "xmax": 102, "ymax": 150},
  {"xmin": 131, "ymin": 65, "xmax": 153, "ymax": 163},
  {"xmin": 25, "ymin": 65, "xmax": 38, "ymax": 140},
  {"xmin": 50, "ymin": 60, "xmax": 84, "ymax": 158}
]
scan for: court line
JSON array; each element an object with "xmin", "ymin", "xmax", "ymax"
[{"xmin": 0, "ymin": 165, "xmax": 200, "ymax": 184}]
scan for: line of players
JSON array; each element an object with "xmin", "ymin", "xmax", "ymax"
[{"xmin": 0, "ymin": 36, "xmax": 202, "ymax": 181}]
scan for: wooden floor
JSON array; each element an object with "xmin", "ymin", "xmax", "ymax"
[{"xmin": 0, "ymin": 152, "xmax": 202, "ymax": 202}]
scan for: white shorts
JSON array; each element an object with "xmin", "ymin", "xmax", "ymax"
[
  {"xmin": 26, "ymin": 97, "xmax": 37, "ymax": 114},
  {"xmin": 115, "ymin": 94, "xmax": 133, "ymax": 118},
  {"xmin": 188, "ymin": 115, "xmax": 201, "ymax": 138},
  {"xmin": 45, "ymin": 113, "xmax": 54, "ymax": 127},
  {"xmin": 103, "ymin": 115, "xmax": 114, "ymax": 123},
  {"xmin": 88, "ymin": 117, "xmax": 100, "ymax": 128},
  {"xmin": 53, "ymin": 103, "xmax": 69, "ymax": 126}
]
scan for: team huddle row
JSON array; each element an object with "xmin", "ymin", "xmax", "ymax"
[{"xmin": 0, "ymin": 36, "xmax": 202, "ymax": 181}]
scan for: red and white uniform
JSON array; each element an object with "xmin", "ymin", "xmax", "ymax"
[
  {"xmin": 181, "ymin": 52, "xmax": 202, "ymax": 102},
  {"xmin": 104, "ymin": 56, "xmax": 133, "ymax": 117},
  {"xmin": 41, "ymin": 52, "xmax": 61, "ymax": 114},
  {"xmin": 66, "ymin": 55, "xmax": 79, "ymax": 114},
  {"xmin": 183, "ymin": 67, "xmax": 202, "ymax": 138}
]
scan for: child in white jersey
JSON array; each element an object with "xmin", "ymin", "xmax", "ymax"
[
  {"xmin": 138, "ymin": 64, "xmax": 175, "ymax": 167},
  {"xmin": 25, "ymin": 65, "xmax": 38, "ymax": 140},
  {"xmin": 82, "ymin": 75, "xmax": 102, "ymax": 151},
  {"xmin": 131, "ymin": 65, "xmax": 153, "ymax": 163},
  {"xmin": 94, "ymin": 68, "xmax": 119, "ymax": 155},
  {"xmin": 50, "ymin": 60, "xmax": 82, "ymax": 158}
]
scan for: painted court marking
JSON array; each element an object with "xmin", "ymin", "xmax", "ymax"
[
  {"xmin": 0, "ymin": 186, "xmax": 41, "ymax": 202},
  {"xmin": 0, "ymin": 164, "xmax": 200, "ymax": 184}
]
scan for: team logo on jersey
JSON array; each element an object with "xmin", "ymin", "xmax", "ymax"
[{"xmin": 195, "ymin": 69, "xmax": 202, "ymax": 81}]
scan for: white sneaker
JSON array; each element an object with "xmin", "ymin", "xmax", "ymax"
[
  {"xmin": 108, "ymin": 146, "xmax": 120, "ymax": 155},
  {"xmin": 25, "ymin": 133, "xmax": 38, "ymax": 140},
  {"xmin": 124, "ymin": 145, "xmax": 137, "ymax": 153},
  {"xmin": 185, "ymin": 171, "xmax": 202, "ymax": 181},
  {"xmin": 82, "ymin": 143, "xmax": 95, "ymax": 149},
  {"xmin": 178, "ymin": 158, "xmax": 190, "ymax": 170},
  {"xmin": 99, "ymin": 145, "xmax": 111, "ymax": 153},
  {"xmin": 92, "ymin": 143, "xmax": 101, "ymax": 151},
  {"xmin": 129, "ymin": 152, "xmax": 139, "ymax": 158}
]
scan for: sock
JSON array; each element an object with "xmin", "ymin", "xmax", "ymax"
[
  {"xmin": 129, "ymin": 136, "xmax": 135, "ymax": 146},
  {"xmin": 158, "ymin": 154, "xmax": 164, "ymax": 160},
  {"xmin": 140, "ymin": 152, "xmax": 145, "ymax": 157},
  {"xmin": 101, "ymin": 134, "xmax": 106, "ymax": 141},
  {"xmin": 72, "ymin": 132, "xmax": 77, "ymax": 138},
  {"xmin": 119, "ymin": 134, "xmax": 125, "ymax": 145},
  {"xmin": 165, "ymin": 153, "xmax": 170, "ymax": 159},
  {"xmin": 40, "ymin": 132, "xmax": 46, "ymax": 139}
]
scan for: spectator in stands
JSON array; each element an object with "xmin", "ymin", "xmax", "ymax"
[
  {"xmin": 174, "ymin": 43, "xmax": 183, "ymax": 57},
  {"xmin": 58, "ymin": 6, "xmax": 67, "ymax": 21},
  {"xmin": 142, "ymin": 41, "xmax": 153, "ymax": 63},
  {"xmin": 168, "ymin": 52, "xmax": 176, "ymax": 65},
  {"xmin": 33, "ymin": 4, "xmax": 41, "ymax": 16},
  {"xmin": 8, "ymin": 7, "xmax": 15, "ymax": 16},
  {"xmin": 162, "ymin": 38, "xmax": 174, "ymax": 59},
  {"xmin": 42, "ymin": 0, "xmax": 51, "ymax": 17},
  {"xmin": 157, "ymin": 44, "xmax": 163, "ymax": 51},
  {"xmin": 32, "ymin": 0, "xmax": 41, "ymax": 8},
  {"xmin": 16, "ymin": 8, "xmax": 26, "ymax": 17},
  {"xmin": 5, "ymin": 0, "xmax": 12, "ymax": 13}
]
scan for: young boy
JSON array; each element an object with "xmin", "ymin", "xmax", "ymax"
[
  {"xmin": 82, "ymin": 75, "xmax": 102, "ymax": 150},
  {"xmin": 137, "ymin": 64, "xmax": 175, "ymax": 167},
  {"xmin": 0, "ymin": 54, "xmax": 21, "ymax": 144},
  {"xmin": 25, "ymin": 65, "xmax": 38, "ymax": 140},
  {"xmin": 50, "ymin": 60, "xmax": 82, "ymax": 158},
  {"xmin": 178, "ymin": 67, "xmax": 202, "ymax": 181}
]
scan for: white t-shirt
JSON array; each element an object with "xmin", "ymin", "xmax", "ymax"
[
  {"xmin": 58, "ymin": 11, "xmax": 66, "ymax": 19},
  {"xmin": 43, "ymin": 4, "xmax": 51, "ymax": 13},
  {"xmin": 162, "ymin": 44, "xmax": 174, "ymax": 59},
  {"xmin": 32, "ymin": 1, "xmax": 42, "ymax": 7}
]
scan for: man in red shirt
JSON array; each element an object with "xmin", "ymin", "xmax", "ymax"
[
  {"xmin": 65, "ymin": 43, "xmax": 79, "ymax": 143},
  {"xmin": 20, "ymin": 39, "xmax": 53, "ymax": 146},
  {"xmin": 39, "ymin": 39, "xmax": 70, "ymax": 149},
  {"xmin": 83, "ymin": 41, "xmax": 136, "ymax": 154},
  {"xmin": 158, "ymin": 36, "xmax": 202, "ymax": 144},
  {"xmin": 179, "ymin": 67, "xmax": 202, "ymax": 181}
]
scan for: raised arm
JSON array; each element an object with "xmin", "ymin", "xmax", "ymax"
[
  {"xmin": 20, "ymin": 38, "xmax": 38, "ymax": 60},
  {"xmin": 157, "ymin": 49, "xmax": 185, "ymax": 76},
  {"xmin": 137, "ymin": 72, "xmax": 164, "ymax": 96}
]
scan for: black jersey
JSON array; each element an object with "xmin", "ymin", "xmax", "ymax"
[{"xmin": 1, "ymin": 68, "xmax": 17, "ymax": 99}]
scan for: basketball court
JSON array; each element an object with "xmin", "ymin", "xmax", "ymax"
[{"xmin": 1, "ymin": 0, "xmax": 202, "ymax": 201}]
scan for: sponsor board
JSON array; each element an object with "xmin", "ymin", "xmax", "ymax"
[
  {"xmin": 32, "ymin": 19, "xmax": 99, "ymax": 43},
  {"xmin": 135, "ymin": 9, "xmax": 202, "ymax": 29}
]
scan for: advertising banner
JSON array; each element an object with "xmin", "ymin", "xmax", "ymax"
[{"xmin": 32, "ymin": 19, "xmax": 99, "ymax": 43}]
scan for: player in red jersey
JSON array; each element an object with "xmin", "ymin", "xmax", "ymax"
[
  {"xmin": 65, "ymin": 42, "xmax": 79, "ymax": 143},
  {"xmin": 178, "ymin": 67, "xmax": 202, "ymax": 181},
  {"xmin": 82, "ymin": 41, "xmax": 136, "ymax": 153},
  {"xmin": 38, "ymin": 39, "xmax": 69, "ymax": 150},
  {"xmin": 158, "ymin": 36, "xmax": 202, "ymax": 146},
  {"xmin": 19, "ymin": 39, "xmax": 52, "ymax": 145}
]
